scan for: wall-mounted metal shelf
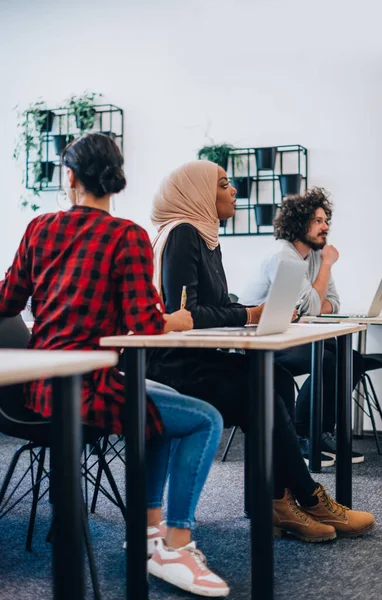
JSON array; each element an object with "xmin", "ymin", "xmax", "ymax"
[
  {"xmin": 25, "ymin": 104, "xmax": 124, "ymax": 193},
  {"xmin": 220, "ymin": 144, "xmax": 308, "ymax": 237}
]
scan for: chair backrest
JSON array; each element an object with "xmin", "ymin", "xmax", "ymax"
[{"xmin": 0, "ymin": 315, "xmax": 30, "ymax": 349}]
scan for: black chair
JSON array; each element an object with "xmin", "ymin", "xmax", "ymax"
[
  {"xmin": 222, "ymin": 379, "xmax": 301, "ymax": 462},
  {"xmin": 356, "ymin": 353, "xmax": 382, "ymax": 454},
  {"xmin": 0, "ymin": 316, "xmax": 125, "ymax": 598},
  {"xmin": 90, "ymin": 434, "xmax": 125, "ymax": 514}
]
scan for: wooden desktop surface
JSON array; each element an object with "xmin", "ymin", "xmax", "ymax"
[
  {"xmin": 0, "ymin": 349, "xmax": 118, "ymax": 386},
  {"xmin": 100, "ymin": 323, "xmax": 366, "ymax": 352}
]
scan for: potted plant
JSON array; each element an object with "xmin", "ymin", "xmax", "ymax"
[
  {"xmin": 35, "ymin": 161, "xmax": 56, "ymax": 183},
  {"xmin": 66, "ymin": 91, "xmax": 102, "ymax": 132},
  {"xmin": 53, "ymin": 134, "xmax": 75, "ymax": 155},
  {"xmin": 39, "ymin": 110, "xmax": 55, "ymax": 132},
  {"xmin": 197, "ymin": 143, "xmax": 235, "ymax": 170},
  {"xmin": 13, "ymin": 99, "xmax": 54, "ymax": 209},
  {"xmin": 279, "ymin": 174, "xmax": 302, "ymax": 197},
  {"xmin": 255, "ymin": 147, "xmax": 277, "ymax": 171},
  {"xmin": 253, "ymin": 203, "xmax": 279, "ymax": 226},
  {"xmin": 100, "ymin": 131, "xmax": 116, "ymax": 140},
  {"xmin": 231, "ymin": 176, "xmax": 253, "ymax": 199}
]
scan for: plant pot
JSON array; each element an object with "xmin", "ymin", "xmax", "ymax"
[
  {"xmin": 36, "ymin": 161, "xmax": 55, "ymax": 183},
  {"xmin": 231, "ymin": 177, "xmax": 252, "ymax": 199},
  {"xmin": 279, "ymin": 174, "xmax": 302, "ymax": 197},
  {"xmin": 255, "ymin": 147, "xmax": 277, "ymax": 171},
  {"xmin": 75, "ymin": 107, "xmax": 96, "ymax": 131},
  {"xmin": 38, "ymin": 110, "xmax": 55, "ymax": 132},
  {"xmin": 100, "ymin": 131, "xmax": 117, "ymax": 140},
  {"xmin": 53, "ymin": 134, "xmax": 75, "ymax": 155},
  {"xmin": 254, "ymin": 204, "xmax": 278, "ymax": 226}
]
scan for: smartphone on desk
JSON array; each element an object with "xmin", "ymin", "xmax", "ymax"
[
  {"xmin": 306, "ymin": 320, "xmax": 342, "ymax": 324},
  {"xmin": 317, "ymin": 314, "xmax": 350, "ymax": 318}
]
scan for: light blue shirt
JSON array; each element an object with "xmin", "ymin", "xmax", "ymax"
[{"xmin": 239, "ymin": 241, "xmax": 340, "ymax": 315}]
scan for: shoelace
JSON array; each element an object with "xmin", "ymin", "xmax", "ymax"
[
  {"xmin": 318, "ymin": 485, "xmax": 349, "ymax": 517},
  {"xmin": 286, "ymin": 490, "xmax": 309, "ymax": 523},
  {"xmin": 185, "ymin": 547, "xmax": 208, "ymax": 571}
]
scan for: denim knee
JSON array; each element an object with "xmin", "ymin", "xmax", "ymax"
[{"xmin": 201, "ymin": 402, "xmax": 224, "ymax": 438}]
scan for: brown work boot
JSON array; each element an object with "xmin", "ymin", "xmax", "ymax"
[
  {"xmin": 273, "ymin": 489, "xmax": 336, "ymax": 542},
  {"xmin": 302, "ymin": 484, "xmax": 375, "ymax": 537}
]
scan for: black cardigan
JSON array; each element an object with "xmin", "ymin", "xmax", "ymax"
[{"xmin": 147, "ymin": 223, "xmax": 248, "ymax": 384}]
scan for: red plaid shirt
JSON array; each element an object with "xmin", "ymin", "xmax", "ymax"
[{"xmin": 0, "ymin": 205, "xmax": 165, "ymax": 437}]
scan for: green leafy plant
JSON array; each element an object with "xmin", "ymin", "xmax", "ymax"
[
  {"xmin": 13, "ymin": 91, "xmax": 103, "ymax": 212},
  {"xmin": 65, "ymin": 91, "xmax": 103, "ymax": 132},
  {"xmin": 197, "ymin": 144, "xmax": 235, "ymax": 171},
  {"xmin": 13, "ymin": 99, "xmax": 54, "ymax": 210}
]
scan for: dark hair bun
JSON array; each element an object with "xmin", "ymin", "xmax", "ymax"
[
  {"xmin": 62, "ymin": 133, "xmax": 127, "ymax": 198},
  {"xmin": 100, "ymin": 165, "xmax": 126, "ymax": 195}
]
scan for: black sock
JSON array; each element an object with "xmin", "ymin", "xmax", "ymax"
[
  {"xmin": 273, "ymin": 482, "xmax": 286, "ymax": 500},
  {"xmin": 296, "ymin": 483, "xmax": 320, "ymax": 507}
]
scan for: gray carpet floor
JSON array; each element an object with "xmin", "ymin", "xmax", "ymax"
[{"xmin": 0, "ymin": 430, "xmax": 381, "ymax": 600}]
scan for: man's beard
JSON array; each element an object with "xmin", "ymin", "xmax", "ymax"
[{"xmin": 302, "ymin": 233, "xmax": 327, "ymax": 251}]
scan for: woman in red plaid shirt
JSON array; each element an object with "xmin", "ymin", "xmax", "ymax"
[{"xmin": 0, "ymin": 134, "xmax": 229, "ymax": 597}]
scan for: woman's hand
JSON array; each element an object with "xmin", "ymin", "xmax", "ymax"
[
  {"xmin": 246, "ymin": 304, "xmax": 265, "ymax": 325},
  {"xmin": 163, "ymin": 310, "xmax": 194, "ymax": 333}
]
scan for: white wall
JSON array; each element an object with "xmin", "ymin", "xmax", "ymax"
[{"xmin": 1, "ymin": 0, "xmax": 382, "ymax": 429}]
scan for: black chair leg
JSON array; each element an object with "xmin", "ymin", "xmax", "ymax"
[
  {"xmin": 0, "ymin": 443, "xmax": 35, "ymax": 507},
  {"xmin": 48, "ymin": 450, "xmax": 54, "ymax": 504},
  {"xmin": 46, "ymin": 521, "xmax": 53, "ymax": 544},
  {"xmin": 365, "ymin": 374, "xmax": 382, "ymax": 421},
  {"xmin": 26, "ymin": 447, "xmax": 46, "ymax": 551},
  {"xmin": 90, "ymin": 436, "xmax": 109, "ymax": 514},
  {"xmin": 92, "ymin": 443, "xmax": 126, "ymax": 519},
  {"xmin": 221, "ymin": 426, "xmax": 238, "ymax": 462},
  {"xmin": 363, "ymin": 375, "xmax": 382, "ymax": 455},
  {"xmin": 244, "ymin": 433, "xmax": 251, "ymax": 518},
  {"xmin": 82, "ymin": 495, "xmax": 102, "ymax": 600},
  {"xmin": 46, "ymin": 497, "xmax": 102, "ymax": 599},
  {"xmin": 83, "ymin": 445, "xmax": 89, "ymax": 514}
]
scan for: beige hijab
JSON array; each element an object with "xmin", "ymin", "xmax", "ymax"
[{"xmin": 151, "ymin": 160, "xmax": 220, "ymax": 298}]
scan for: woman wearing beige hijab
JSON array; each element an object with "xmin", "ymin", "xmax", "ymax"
[{"xmin": 147, "ymin": 159, "xmax": 374, "ymax": 547}]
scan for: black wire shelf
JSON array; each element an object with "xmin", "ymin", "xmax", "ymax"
[
  {"xmin": 220, "ymin": 144, "xmax": 308, "ymax": 237},
  {"xmin": 25, "ymin": 104, "xmax": 124, "ymax": 193}
]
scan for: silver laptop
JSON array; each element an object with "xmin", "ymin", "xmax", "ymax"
[
  {"xmin": 364, "ymin": 279, "xmax": 382, "ymax": 316},
  {"xmin": 321, "ymin": 277, "xmax": 382, "ymax": 319},
  {"xmin": 184, "ymin": 259, "xmax": 307, "ymax": 337}
]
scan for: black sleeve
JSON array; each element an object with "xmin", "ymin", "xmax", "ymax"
[{"xmin": 162, "ymin": 224, "xmax": 247, "ymax": 328}]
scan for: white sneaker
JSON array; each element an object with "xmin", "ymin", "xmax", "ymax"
[
  {"xmin": 123, "ymin": 521, "xmax": 166, "ymax": 557},
  {"xmin": 148, "ymin": 540, "xmax": 230, "ymax": 597}
]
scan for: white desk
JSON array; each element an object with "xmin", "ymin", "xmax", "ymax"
[
  {"xmin": 100, "ymin": 322, "xmax": 365, "ymax": 600},
  {"xmin": 0, "ymin": 349, "xmax": 117, "ymax": 385},
  {"xmin": 0, "ymin": 349, "xmax": 118, "ymax": 600},
  {"xmin": 302, "ymin": 316, "xmax": 382, "ymax": 435},
  {"xmin": 102, "ymin": 322, "xmax": 366, "ymax": 350}
]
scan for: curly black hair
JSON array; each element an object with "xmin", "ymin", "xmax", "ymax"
[{"xmin": 273, "ymin": 188, "xmax": 333, "ymax": 242}]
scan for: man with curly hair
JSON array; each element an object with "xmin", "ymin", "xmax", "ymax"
[
  {"xmin": 240, "ymin": 188, "xmax": 365, "ymax": 466},
  {"xmin": 241, "ymin": 188, "xmax": 340, "ymax": 315}
]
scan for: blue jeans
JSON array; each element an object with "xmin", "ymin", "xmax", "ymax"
[{"xmin": 145, "ymin": 382, "xmax": 223, "ymax": 529}]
